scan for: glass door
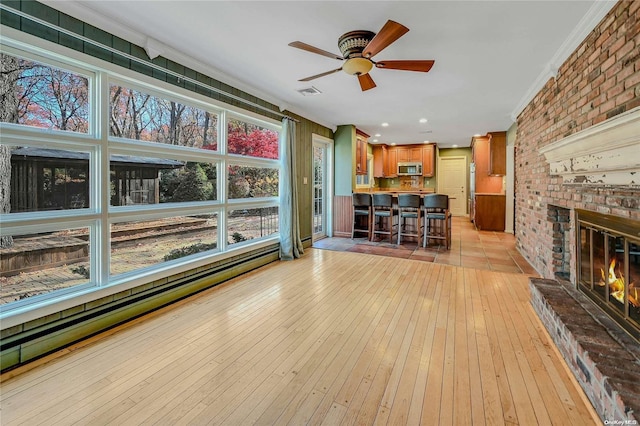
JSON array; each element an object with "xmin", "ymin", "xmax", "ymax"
[{"xmin": 312, "ymin": 135, "xmax": 333, "ymax": 241}]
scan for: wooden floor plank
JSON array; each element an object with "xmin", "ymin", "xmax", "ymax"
[
  {"xmin": 0, "ymin": 249, "xmax": 598, "ymax": 426},
  {"xmin": 405, "ymin": 263, "xmax": 445, "ymax": 426},
  {"xmin": 383, "ymin": 263, "xmax": 437, "ymax": 426},
  {"xmin": 467, "ymin": 268, "xmax": 503, "ymax": 425}
]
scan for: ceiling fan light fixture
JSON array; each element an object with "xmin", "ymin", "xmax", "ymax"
[
  {"xmin": 338, "ymin": 30, "xmax": 375, "ymax": 57},
  {"xmin": 289, "ymin": 20, "xmax": 434, "ymax": 91},
  {"xmin": 342, "ymin": 57, "xmax": 373, "ymax": 76}
]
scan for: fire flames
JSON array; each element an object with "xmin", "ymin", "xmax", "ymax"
[{"xmin": 599, "ymin": 258, "xmax": 639, "ymax": 307}]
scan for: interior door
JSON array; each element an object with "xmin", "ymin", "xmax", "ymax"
[{"xmin": 437, "ymin": 156, "xmax": 467, "ymax": 216}]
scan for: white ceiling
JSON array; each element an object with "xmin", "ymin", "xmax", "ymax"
[{"xmin": 43, "ymin": 1, "xmax": 615, "ymax": 147}]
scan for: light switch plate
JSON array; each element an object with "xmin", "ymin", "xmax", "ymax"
[{"xmin": 303, "ymin": 177, "xmax": 308, "ymax": 184}]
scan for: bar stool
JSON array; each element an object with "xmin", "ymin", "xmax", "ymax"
[
  {"xmin": 397, "ymin": 193, "xmax": 423, "ymax": 245},
  {"xmin": 372, "ymin": 193, "xmax": 397, "ymax": 243},
  {"xmin": 423, "ymin": 194, "xmax": 451, "ymax": 249},
  {"xmin": 351, "ymin": 193, "xmax": 372, "ymax": 239}
]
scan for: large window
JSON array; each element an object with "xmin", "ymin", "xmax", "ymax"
[
  {"xmin": 110, "ymin": 214, "xmax": 219, "ymax": 276},
  {"xmin": 227, "ymin": 117, "xmax": 278, "ymax": 159},
  {"xmin": 109, "ymin": 84, "xmax": 218, "ymax": 150},
  {"xmin": 0, "ymin": 53, "xmax": 90, "ymax": 133},
  {"xmin": 1, "ymin": 226, "xmax": 92, "ymax": 303},
  {"xmin": 0, "ymin": 45, "xmax": 281, "ymax": 311},
  {"xmin": 228, "ymin": 165, "xmax": 279, "ymax": 199},
  {"xmin": 10, "ymin": 146, "xmax": 91, "ymax": 212}
]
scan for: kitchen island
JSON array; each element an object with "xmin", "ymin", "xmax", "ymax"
[{"xmin": 333, "ymin": 189, "xmax": 435, "ymax": 237}]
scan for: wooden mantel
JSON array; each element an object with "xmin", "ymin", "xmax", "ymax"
[{"xmin": 539, "ymin": 106, "xmax": 640, "ymax": 186}]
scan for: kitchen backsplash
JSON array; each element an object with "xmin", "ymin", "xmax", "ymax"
[{"xmin": 376, "ymin": 176, "xmax": 436, "ymax": 190}]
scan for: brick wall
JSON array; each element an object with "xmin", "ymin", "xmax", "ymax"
[{"xmin": 515, "ymin": 1, "xmax": 640, "ymax": 279}]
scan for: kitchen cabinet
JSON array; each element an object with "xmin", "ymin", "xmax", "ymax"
[
  {"xmin": 372, "ymin": 144, "xmax": 389, "ymax": 177},
  {"xmin": 422, "ymin": 144, "xmax": 435, "ymax": 177},
  {"xmin": 373, "ymin": 143, "xmax": 432, "ymax": 178},
  {"xmin": 474, "ymin": 194, "xmax": 506, "ymax": 231},
  {"xmin": 410, "ymin": 147, "xmax": 422, "ymax": 162},
  {"xmin": 355, "ymin": 130, "xmax": 368, "ymax": 175},
  {"xmin": 396, "ymin": 146, "xmax": 422, "ymax": 163},
  {"xmin": 471, "ymin": 134, "xmax": 503, "ymax": 194},
  {"xmin": 488, "ymin": 131, "xmax": 506, "ymax": 176},
  {"xmin": 396, "ymin": 147, "xmax": 409, "ymax": 163},
  {"xmin": 387, "ymin": 147, "xmax": 398, "ymax": 177}
]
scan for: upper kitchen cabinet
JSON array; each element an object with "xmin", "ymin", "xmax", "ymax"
[
  {"xmin": 422, "ymin": 144, "xmax": 435, "ymax": 177},
  {"xmin": 373, "ymin": 144, "xmax": 389, "ymax": 177},
  {"xmin": 373, "ymin": 143, "xmax": 434, "ymax": 178},
  {"xmin": 471, "ymin": 134, "xmax": 503, "ymax": 193},
  {"xmin": 355, "ymin": 129, "xmax": 369, "ymax": 175},
  {"xmin": 372, "ymin": 144, "xmax": 398, "ymax": 177},
  {"xmin": 396, "ymin": 146, "xmax": 422, "ymax": 163},
  {"xmin": 488, "ymin": 131, "xmax": 506, "ymax": 176},
  {"xmin": 387, "ymin": 147, "xmax": 398, "ymax": 177}
]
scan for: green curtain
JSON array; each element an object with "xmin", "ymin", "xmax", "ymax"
[{"xmin": 279, "ymin": 117, "xmax": 303, "ymax": 260}]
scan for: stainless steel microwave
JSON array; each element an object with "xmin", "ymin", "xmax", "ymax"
[{"xmin": 397, "ymin": 162, "xmax": 422, "ymax": 176}]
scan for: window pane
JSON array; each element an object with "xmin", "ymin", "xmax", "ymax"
[
  {"xmin": 228, "ymin": 165, "xmax": 279, "ymax": 199},
  {"xmin": 227, "ymin": 207, "xmax": 278, "ymax": 246},
  {"xmin": 0, "ymin": 53, "xmax": 89, "ymax": 132},
  {"xmin": 110, "ymin": 214, "xmax": 218, "ymax": 275},
  {"xmin": 110, "ymin": 158, "xmax": 217, "ymax": 206},
  {"xmin": 227, "ymin": 118, "xmax": 279, "ymax": 159},
  {"xmin": 0, "ymin": 227, "xmax": 91, "ymax": 304},
  {"xmin": 8, "ymin": 146, "xmax": 90, "ymax": 212},
  {"xmin": 109, "ymin": 85, "xmax": 218, "ymax": 150}
]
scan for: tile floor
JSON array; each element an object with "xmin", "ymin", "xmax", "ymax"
[{"xmin": 313, "ymin": 216, "xmax": 539, "ymax": 275}]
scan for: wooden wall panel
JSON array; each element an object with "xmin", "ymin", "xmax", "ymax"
[
  {"xmin": 333, "ymin": 195, "xmax": 353, "ymax": 237},
  {"xmin": 285, "ymin": 111, "xmax": 333, "ymax": 242}
]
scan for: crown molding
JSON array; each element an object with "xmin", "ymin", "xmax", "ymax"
[{"xmin": 510, "ymin": 0, "xmax": 616, "ymax": 122}]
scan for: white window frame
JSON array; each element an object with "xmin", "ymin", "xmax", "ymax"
[{"xmin": 0, "ymin": 29, "xmax": 282, "ymax": 326}]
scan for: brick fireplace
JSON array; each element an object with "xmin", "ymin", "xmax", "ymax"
[
  {"xmin": 514, "ymin": 2, "xmax": 640, "ymax": 421},
  {"xmin": 528, "ymin": 106, "xmax": 640, "ymax": 422}
]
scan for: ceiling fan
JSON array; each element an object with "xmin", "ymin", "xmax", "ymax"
[{"xmin": 288, "ymin": 20, "xmax": 434, "ymax": 91}]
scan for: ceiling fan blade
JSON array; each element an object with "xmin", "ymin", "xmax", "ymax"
[
  {"xmin": 288, "ymin": 41, "xmax": 343, "ymax": 60},
  {"xmin": 363, "ymin": 20, "xmax": 409, "ymax": 58},
  {"xmin": 299, "ymin": 67, "xmax": 343, "ymax": 82},
  {"xmin": 376, "ymin": 60, "xmax": 435, "ymax": 72},
  {"xmin": 357, "ymin": 73, "xmax": 377, "ymax": 91}
]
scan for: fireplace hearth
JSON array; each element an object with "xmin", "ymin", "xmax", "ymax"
[
  {"xmin": 531, "ymin": 209, "xmax": 640, "ymax": 422},
  {"xmin": 577, "ymin": 209, "xmax": 640, "ymax": 341}
]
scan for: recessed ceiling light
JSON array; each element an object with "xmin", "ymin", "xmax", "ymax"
[
  {"xmin": 419, "ymin": 118, "xmax": 428, "ymax": 123},
  {"xmin": 452, "ymin": 144, "xmax": 458, "ymax": 148},
  {"xmin": 374, "ymin": 133, "xmax": 381, "ymax": 137},
  {"xmin": 381, "ymin": 122, "xmax": 389, "ymax": 127},
  {"xmin": 390, "ymin": 142, "xmax": 396, "ymax": 146},
  {"xmin": 473, "ymin": 133, "xmax": 482, "ymax": 137},
  {"xmin": 373, "ymin": 139, "xmax": 378, "ymax": 142},
  {"xmin": 423, "ymin": 140, "xmax": 430, "ymax": 143}
]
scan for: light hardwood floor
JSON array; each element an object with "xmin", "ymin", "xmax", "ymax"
[{"xmin": 0, "ymin": 249, "xmax": 598, "ymax": 425}]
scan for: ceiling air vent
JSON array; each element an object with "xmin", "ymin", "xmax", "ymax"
[{"xmin": 297, "ymin": 86, "xmax": 322, "ymax": 96}]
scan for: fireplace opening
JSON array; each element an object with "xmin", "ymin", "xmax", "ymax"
[{"xmin": 577, "ymin": 209, "xmax": 640, "ymax": 340}]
